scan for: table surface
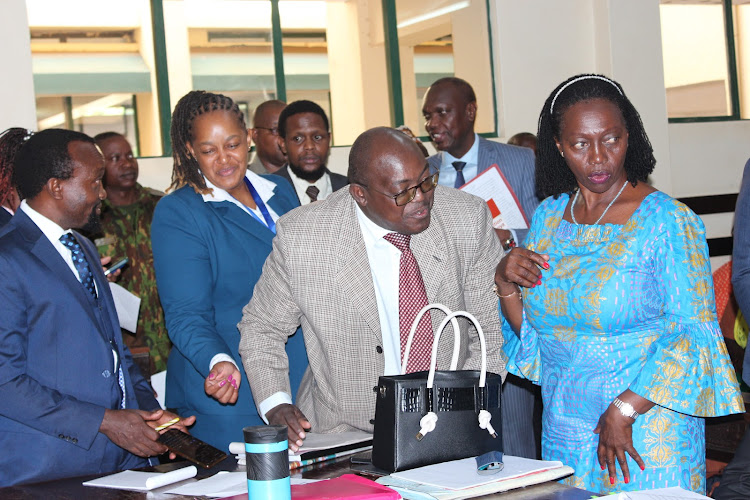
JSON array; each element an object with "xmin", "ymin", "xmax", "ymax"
[{"xmin": 0, "ymin": 453, "xmax": 597, "ymax": 500}]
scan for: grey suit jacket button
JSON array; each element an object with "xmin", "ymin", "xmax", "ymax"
[
  {"xmin": 369, "ymin": 419, "xmax": 375, "ymax": 425},
  {"xmin": 375, "ymin": 346, "xmax": 383, "ymax": 354},
  {"xmin": 372, "ymin": 386, "xmax": 379, "ymax": 393}
]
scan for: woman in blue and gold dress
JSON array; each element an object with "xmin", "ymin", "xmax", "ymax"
[{"xmin": 494, "ymin": 74, "xmax": 743, "ymax": 494}]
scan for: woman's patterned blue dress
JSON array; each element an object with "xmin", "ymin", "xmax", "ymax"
[{"xmin": 503, "ymin": 191, "xmax": 743, "ymax": 494}]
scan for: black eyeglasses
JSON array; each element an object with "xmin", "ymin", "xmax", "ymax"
[
  {"xmin": 255, "ymin": 126, "xmax": 279, "ymax": 135},
  {"xmin": 361, "ymin": 172, "xmax": 440, "ymax": 206}
]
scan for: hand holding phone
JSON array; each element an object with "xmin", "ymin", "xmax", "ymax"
[{"xmin": 104, "ymin": 257, "xmax": 130, "ymax": 276}]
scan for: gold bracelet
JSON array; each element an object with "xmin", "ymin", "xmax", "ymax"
[{"xmin": 493, "ymin": 284, "xmax": 522, "ymax": 300}]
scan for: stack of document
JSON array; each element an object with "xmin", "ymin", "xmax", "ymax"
[
  {"xmin": 376, "ymin": 455, "xmax": 573, "ymax": 500},
  {"xmin": 229, "ymin": 430, "xmax": 373, "ymax": 469},
  {"xmin": 83, "ymin": 466, "xmax": 197, "ymax": 491}
]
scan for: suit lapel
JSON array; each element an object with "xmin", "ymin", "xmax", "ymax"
[
  {"xmin": 334, "ymin": 196, "xmax": 382, "ymax": 341},
  {"xmin": 209, "ymin": 201, "xmax": 275, "ymax": 248},
  {"xmin": 411, "ymin": 207, "xmax": 447, "ymax": 318},
  {"xmin": 477, "ymin": 137, "xmax": 490, "ymax": 174},
  {"xmin": 16, "ymin": 212, "xmax": 101, "ymax": 329}
]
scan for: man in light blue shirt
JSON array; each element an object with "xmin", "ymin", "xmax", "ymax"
[{"xmin": 422, "ymin": 77, "xmax": 539, "ymax": 248}]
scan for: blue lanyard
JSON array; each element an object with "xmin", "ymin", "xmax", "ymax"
[{"xmin": 240, "ymin": 177, "xmax": 276, "ymax": 234}]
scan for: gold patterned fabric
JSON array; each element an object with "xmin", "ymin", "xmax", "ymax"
[{"xmin": 502, "ymin": 191, "xmax": 743, "ymax": 494}]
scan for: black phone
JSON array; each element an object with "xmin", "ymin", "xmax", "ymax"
[
  {"xmin": 157, "ymin": 429, "xmax": 227, "ymax": 469},
  {"xmin": 104, "ymin": 257, "xmax": 130, "ymax": 276}
]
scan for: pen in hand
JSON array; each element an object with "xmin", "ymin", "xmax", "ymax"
[{"xmin": 155, "ymin": 417, "xmax": 180, "ymax": 432}]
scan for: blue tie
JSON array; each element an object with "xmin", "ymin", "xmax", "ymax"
[
  {"xmin": 60, "ymin": 233, "xmax": 126, "ymax": 407},
  {"xmin": 452, "ymin": 161, "xmax": 466, "ymax": 188},
  {"xmin": 59, "ymin": 233, "xmax": 97, "ymax": 299}
]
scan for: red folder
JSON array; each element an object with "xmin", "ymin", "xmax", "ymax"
[{"xmin": 291, "ymin": 474, "xmax": 400, "ymax": 499}]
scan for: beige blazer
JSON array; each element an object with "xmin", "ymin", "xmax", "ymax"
[{"xmin": 238, "ymin": 185, "xmax": 506, "ymax": 433}]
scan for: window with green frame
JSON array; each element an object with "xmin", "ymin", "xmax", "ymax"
[
  {"xmin": 28, "ymin": 0, "xmax": 497, "ymax": 154},
  {"xmin": 659, "ymin": 0, "xmax": 750, "ymax": 122}
]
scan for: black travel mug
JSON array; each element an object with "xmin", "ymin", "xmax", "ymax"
[{"xmin": 243, "ymin": 425, "xmax": 290, "ymax": 499}]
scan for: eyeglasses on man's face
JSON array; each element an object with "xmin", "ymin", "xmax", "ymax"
[
  {"xmin": 362, "ymin": 171, "xmax": 440, "ymax": 206},
  {"xmin": 255, "ymin": 126, "xmax": 279, "ymax": 136}
]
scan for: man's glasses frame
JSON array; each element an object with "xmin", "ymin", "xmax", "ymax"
[
  {"xmin": 361, "ymin": 172, "xmax": 440, "ymax": 206},
  {"xmin": 255, "ymin": 126, "xmax": 279, "ymax": 135}
]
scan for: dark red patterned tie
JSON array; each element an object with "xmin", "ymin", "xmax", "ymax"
[{"xmin": 384, "ymin": 233, "xmax": 432, "ymax": 372}]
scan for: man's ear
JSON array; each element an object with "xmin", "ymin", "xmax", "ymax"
[
  {"xmin": 349, "ymin": 183, "xmax": 367, "ymax": 206},
  {"xmin": 46, "ymin": 177, "xmax": 64, "ymax": 200},
  {"xmin": 277, "ymin": 135, "xmax": 287, "ymax": 155},
  {"xmin": 466, "ymin": 101, "xmax": 477, "ymax": 123}
]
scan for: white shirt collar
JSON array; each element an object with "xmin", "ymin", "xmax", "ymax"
[
  {"xmin": 201, "ymin": 170, "xmax": 277, "ymax": 204},
  {"xmin": 441, "ymin": 132, "xmax": 480, "ymax": 167},
  {"xmin": 355, "ymin": 201, "xmax": 393, "ymax": 243},
  {"xmin": 20, "ymin": 199, "xmax": 70, "ymax": 244},
  {"xmin": 287, "ymin": 166, "xmax": 332, "ymax": 204}
]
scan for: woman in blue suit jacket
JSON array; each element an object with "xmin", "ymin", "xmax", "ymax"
[{"xmin": 151, "ymin": 91, "xmax": 308, "ymax": 451}]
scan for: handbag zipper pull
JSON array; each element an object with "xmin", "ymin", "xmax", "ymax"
[{"xmin": 478, "ymin": 409, "xmax": 497, "ymax": 438}]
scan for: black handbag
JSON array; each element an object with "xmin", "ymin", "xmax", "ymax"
[{"xmin": 371, "ymin": 305, "xmax": 503, "ymax": 472}]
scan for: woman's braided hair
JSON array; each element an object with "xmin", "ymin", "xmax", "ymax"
[
  {"xmin": 0, "ymin": 128, "xmax": 32, "ymax": 205},
  {"xmin": 169, "ymin": 90, "xmax": 246, "ymax": 193},
  {"xmin": 535, "ymin": 74, "xmax": 656, "ymax": 200}
]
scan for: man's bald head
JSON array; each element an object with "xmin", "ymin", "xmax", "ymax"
[
  {"xmin": 252, "ymin": 100, "xmax": 286, "ymax": 128},
  {"xmin": 348, "ymin": 127, "xmax": 423, "ymax": 186}
]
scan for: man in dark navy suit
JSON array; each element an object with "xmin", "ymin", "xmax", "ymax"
[{"xmin": 0, "ymin": 129, "xmax": 193, "ymax": 487}]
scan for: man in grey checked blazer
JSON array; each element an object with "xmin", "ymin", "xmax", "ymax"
[
  {"xmin": 423, "ymin": 77, "xmax": 541, "ymax": 459},
  {"xmin": 239, "ymin": 127, "xmax": 506, "ymax": 452}
]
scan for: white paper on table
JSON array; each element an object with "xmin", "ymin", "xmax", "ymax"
[
  {"xmin": 150, "ymin": 370, "xmax": 166, "ymax": 409},
  {"xmin": 228, "ymin": 430, "xmax": 372, "ymax": 460},
  {"xmin": 82, "ymin": 466, "xmax": 197, "ymax": 491},
  {"xmin": 390, "ymin": 455, "xmax": 564, "ymax": 491},
  {"xmin": 591, "ymin": 486, "xmax": 711, "ymax": 500},
  {"xmin": 459, "ymin": 164, "xmax": 529, "ymax": 230},
  {"xmin": 109, "ymin": 282, "xmax": 141, "ymax": 333},
  {"xmin": 165, "ymin": 471, "xmax": 317, "ymax": 497}
]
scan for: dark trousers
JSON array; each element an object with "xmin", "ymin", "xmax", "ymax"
[{"xmin": 714, "ymin": 426, "xmax": 750, "ymax": 499}]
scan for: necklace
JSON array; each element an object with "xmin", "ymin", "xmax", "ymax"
[{"xmin": 570, "ymin": 180, "xmax": 628, "ymax": 225}]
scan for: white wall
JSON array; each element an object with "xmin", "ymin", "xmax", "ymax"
[{"xmin": 0, "ymin": 0, "xmax": 36, "ymax": 131}]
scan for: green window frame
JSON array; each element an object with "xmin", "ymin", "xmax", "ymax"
[{"xmin": 149, "ymin": 0, "xmax": 499, "ymax": 153}]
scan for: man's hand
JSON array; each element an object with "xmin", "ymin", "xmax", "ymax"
[
  {"xmin": 147, "ymin": 410, "xmax": 197, "ymax": 460},
  {"xmin": 99, "ymin": 408, "xmax": 168, "ymax": 457},
  {"xmin": 266, "ymin": 403, "xmax": 311, "ymax": 452},
  {"xmin": 100, "ymin": 256, "xmax": 121, "ymax": 283},
  {"xmin": 205, "ymin": 361, "xmax": 240, "ymax": 404}
]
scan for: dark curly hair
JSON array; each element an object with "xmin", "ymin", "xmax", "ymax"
[
  {"xmin": 169, "ymin": 90, "xmax": 246, "ymax": 194},
  {"xmin": 536, "ymin": 74, "xmax": 656, "ymax": 200},
  {"xmin": 0, "ymin": 128, "xmax": 29, "ymax": 206}
]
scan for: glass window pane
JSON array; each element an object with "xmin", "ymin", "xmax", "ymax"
[
  {"xmin": 660, "ymin": 1, "xmax": 732, "ymax": 118},
  {"xmin": 182, "ymin": 0, "xmax": 277, "ymax": 128},
  {"xmin": 396, "ymin": 0, "xmax": 495, "ymax": 135},
  {"xmin": 279, "ymin": 0, "xmax": 390, "ymax": 147},
  {"xmin": 27, "ymin": 0, "xmax": 155, "ymax": 155},
  {"xmin": 733, "ymin": 0, "xmax": 750, "ymax": 118}
]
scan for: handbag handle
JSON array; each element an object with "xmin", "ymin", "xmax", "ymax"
[
  {"xmin": 401, "ymin": 303, "xmax": 461, "ymax": 375},
  {"xmin": 416, "ymin": 309, "xmax": 496, "ymax": 441},
  {"xmin": 427, "ymin": 310, "xmax": 487, "ymax": 390}
]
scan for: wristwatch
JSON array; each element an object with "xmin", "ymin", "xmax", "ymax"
[
  {"xmin": 502, "ymin": 237, "xmax": 516, "ymax": 252},
  {"xmin": 612, "ymin": 397, "xmax": 639, "ymax": 420}
]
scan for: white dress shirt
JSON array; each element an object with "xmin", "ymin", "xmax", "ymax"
[
  {"xmin": 258, "ymin": 202, "xmax": 405, "ymax": 422},
  {"xmin": 20, "ymin": 200, "xmax": 94, "ymax": 289},
  {"xmin": 287, "ymin": 167, "xmax": 333, "ymax": 205},
  {"xmin": 203, "ymin": 170, "xmax": 283, "ymax": 372}
]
